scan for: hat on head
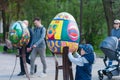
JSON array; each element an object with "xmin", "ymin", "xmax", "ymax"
[
  {"xmin": 79, "ymin": 44, "xmax": 94, "ymax": 54},
  {"xmin": 114, "ymin": 19, "xmax": 120, "ymax": 24}
]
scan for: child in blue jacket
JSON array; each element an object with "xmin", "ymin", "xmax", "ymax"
[{"xmin": 68, "ymin": 44, "xmax": 95, "ymax": 80}]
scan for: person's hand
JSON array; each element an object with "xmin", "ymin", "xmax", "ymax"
[
  {"xmin": 69, "ymin": 50, "xmax": 77, "ymax": 54},
  {"xmin": 69, "ymin": 52, "xmax": 73, "ymax": 54},
  {"xmin": 32, "ymin": 45, "xmax": 36, "ymax": 48},
  {"xmin": 27, "ymin": 48, "xmax": 32, "ymax": 52}
]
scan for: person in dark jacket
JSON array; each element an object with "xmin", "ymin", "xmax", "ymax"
[
  {"xmin": 17, "ymin": 20, "xmax": 36, "ymax": 76},
  {"xmin": 68, "ymin": 44, "xmax": 95, "ymax": 80}
]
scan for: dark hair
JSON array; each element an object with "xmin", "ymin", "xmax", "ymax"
[{"xmin": 33, "ymin": 17, "xmax": 41, "ymax": 22}]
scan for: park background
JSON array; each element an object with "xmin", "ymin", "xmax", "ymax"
[{"xmin": 0, "ymin": 0, "xmax": 120, "ymax": 57}]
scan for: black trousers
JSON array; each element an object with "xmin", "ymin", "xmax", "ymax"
[
  {"xmin": 19, "ymin": 47, "xmax": 31, "ymax": 73},
  {"xmin": 3, "ymin": 46, "xmax": 8, "ymax": 52},
  {"xmin": 118, "ymin": 42, "xmax": 120, "ymax": 51}
]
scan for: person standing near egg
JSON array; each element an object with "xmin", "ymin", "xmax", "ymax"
[{"xmin": 17, "ymin": 20, "xmax": 34, "ymax": 76}]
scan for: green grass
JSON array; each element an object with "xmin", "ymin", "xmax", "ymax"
[
  {"xmin": 95, "ymin": 49, "xmax": 104, "ymax": 58},
  {"xmin": 0, "ymin": 45, "xmax": 52, "ymax": 56},
  {"xmin": 46, "ymin": 47, "xmax": 104, "ymax": 57},
  {"xmin": 46, "ymin": 46, "xmax": 53, "ymax": 57},
  {"xmin": 0, "ymin": 45, "xmax": 104, "ymax": 57},
  {"xmin": 0, "ymin": 33, "xmax": 3, "ymax": 38},
  {"xmin": 0, "ymin": 46, "xmax": 3, "ymax": 52},
  {"xmin": 0, "ymin": 33, "xmax": 3, "ymax": 42},
  {"xmin": 0, "ymin": 46, "xmax": 17, "ymax": 54}
]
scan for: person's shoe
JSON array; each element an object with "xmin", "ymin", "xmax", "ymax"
[
  {"xmin": 39, "ymin": 73, "xmax": 47, "ymax": 78},
  {"xmin": 34, "ymin": 65, "xmax": 37, "ymax": 73},
  {"xmin": 29, "ymin": 74, "xmax": 36, "ymax": 78},
  {"xmin": 17, "ymin": 72, "xmax": 25, "ymax": 76}
]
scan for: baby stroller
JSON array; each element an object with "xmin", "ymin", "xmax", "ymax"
[{"xmin": 98, "ymin": 36, "xmax": 120, "ymax": 80}]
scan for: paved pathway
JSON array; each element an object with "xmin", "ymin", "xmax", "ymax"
[{"xmin": 0, "ymin": 52, "xmax": 120, "ymax": 80}]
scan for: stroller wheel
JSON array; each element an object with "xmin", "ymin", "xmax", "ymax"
[
  {"xmin": 98, "ymin": 70, "xmax": 103, "ymax": 80},
  {"xmin": 99, "ymin": 76, "xmax": 103, "ymax": 80},
  {"xmin": 106, "ymin": 73, "xmax": 112, "ymax": 80}
]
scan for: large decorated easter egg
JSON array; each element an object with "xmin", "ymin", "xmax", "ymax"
[
  {"xmin": 46, "ymin": 12, "xmax": 80, "ymax": 54},
  {"xmin": 9, "ymin": 21, "xmax": 30, "ymax": 47}
]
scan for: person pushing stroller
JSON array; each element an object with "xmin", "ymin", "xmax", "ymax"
[
  {"xmin": 108, "ymin": 19, "xmax": 120, "ymax": 66},
  {"xmin": 98, "ymin": 36, "xmax": 120, "ymax": 80}
]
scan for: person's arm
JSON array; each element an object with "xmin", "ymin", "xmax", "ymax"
[
  {"xmin": 27, "ymin": 28, "xmax": 33, "ymax": 48},
  {"xmin": 34, "ymin": 27, "xmax": 46, "ymax": 47},
  {"xmin": 29, "ymin": 28, "xmax": 35, "ymax": 48},
  {"xmin": 73, "ymin": 52, "xmax": 80, "ymax": 58},
  {"xmin": 27, "ymin": 28, "xmax": 34, "ymax": 52},
  {"xmin": 68, "ymin": 52, "xmax": 84, "ymax": 66}
]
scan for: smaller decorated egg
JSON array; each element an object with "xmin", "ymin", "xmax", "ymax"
[{"xmin": 9, "ymin": 21, "xmax": 30, "ymax": 47}]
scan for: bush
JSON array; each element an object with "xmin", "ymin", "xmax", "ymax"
[
  {"xmin": 0, "ymin": 46, "xmax": 3, "ymax": 52},
  {"xmin": 0, "ymin": 33, "xmax": 3, "ymax": 42}
]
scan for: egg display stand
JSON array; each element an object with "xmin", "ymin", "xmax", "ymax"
[
  {"xmin": 20, "ymin": 46, "xmax": 30, "ymax": 80},
  {"xmin": 52, "ymin": 47, "xmax": 74, "ymax": 80}
]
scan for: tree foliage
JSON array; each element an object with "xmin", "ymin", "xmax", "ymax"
[
  {"xmin": 0, "ymin": 0, "xmax": 120, "ymax": 50},
  {"xmin": 81, "ymin": 0, "xmax": 106, "ymax": 49},
  {"xmin": 22, "ymin": 0, "xmax": 80, "ymax": 28},
  {"xmin": 112, "ymin": 0, "xmax": 120, "ymax": 19}
]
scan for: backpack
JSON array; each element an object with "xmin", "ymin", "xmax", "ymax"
[{"xmin": 40, "ymin": 27, "xmax": 47, "ymax": 45}]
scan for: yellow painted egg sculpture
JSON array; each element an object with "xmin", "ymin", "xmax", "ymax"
[
  {"xmin": 46, "ymin": 12, "xmax": 80, "ymax": 54},
  {"xmin": 9, "ymin": 21, "xmax": 30, "ymax": 47}
]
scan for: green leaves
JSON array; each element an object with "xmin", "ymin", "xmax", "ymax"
[{"xmin": 3, "ymin": 0, "xmax": 119, "ymax": 50}]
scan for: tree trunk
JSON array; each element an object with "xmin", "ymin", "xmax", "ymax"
[
  {"xmin": 102, "ymin": 0, "xmax": 114, "ymax": 36},
  {"xmin": 2, "ymin": 9, "xmax": 6, "ymax": 41},
  {"xmin": 17, "ymin": 2, "xmax": 20, "ymax": 19},
  {"xmin": 80, "ymin": 0, "xmax": 83, "ymax": 44}
]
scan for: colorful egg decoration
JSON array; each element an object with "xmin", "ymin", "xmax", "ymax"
[
  {"xmin": 46, "ymin": 12, "xmax": 80, "ymax": 54},
  {"xmin": 9, "ymin": 21, "xmax": 30, "ymax": 47}
]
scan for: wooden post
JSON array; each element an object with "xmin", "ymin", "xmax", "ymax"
[
  {"xmin": 62, "ymin": 46, "xmax": 74, "ymax": 80},
  {"xmin": 69, "ymin": 58, "xmax": 74, "ymax": 80},
  {"xmin": 63, "ymin": 47, "xmax": 69, "ymax": 80},
  {"xmin": 53, "ymin": 46, "xmax": 74, "ymax": 80},
  {"xmin": 21, "ymin": 46, "xmax": 30, "ymax": 80}
]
